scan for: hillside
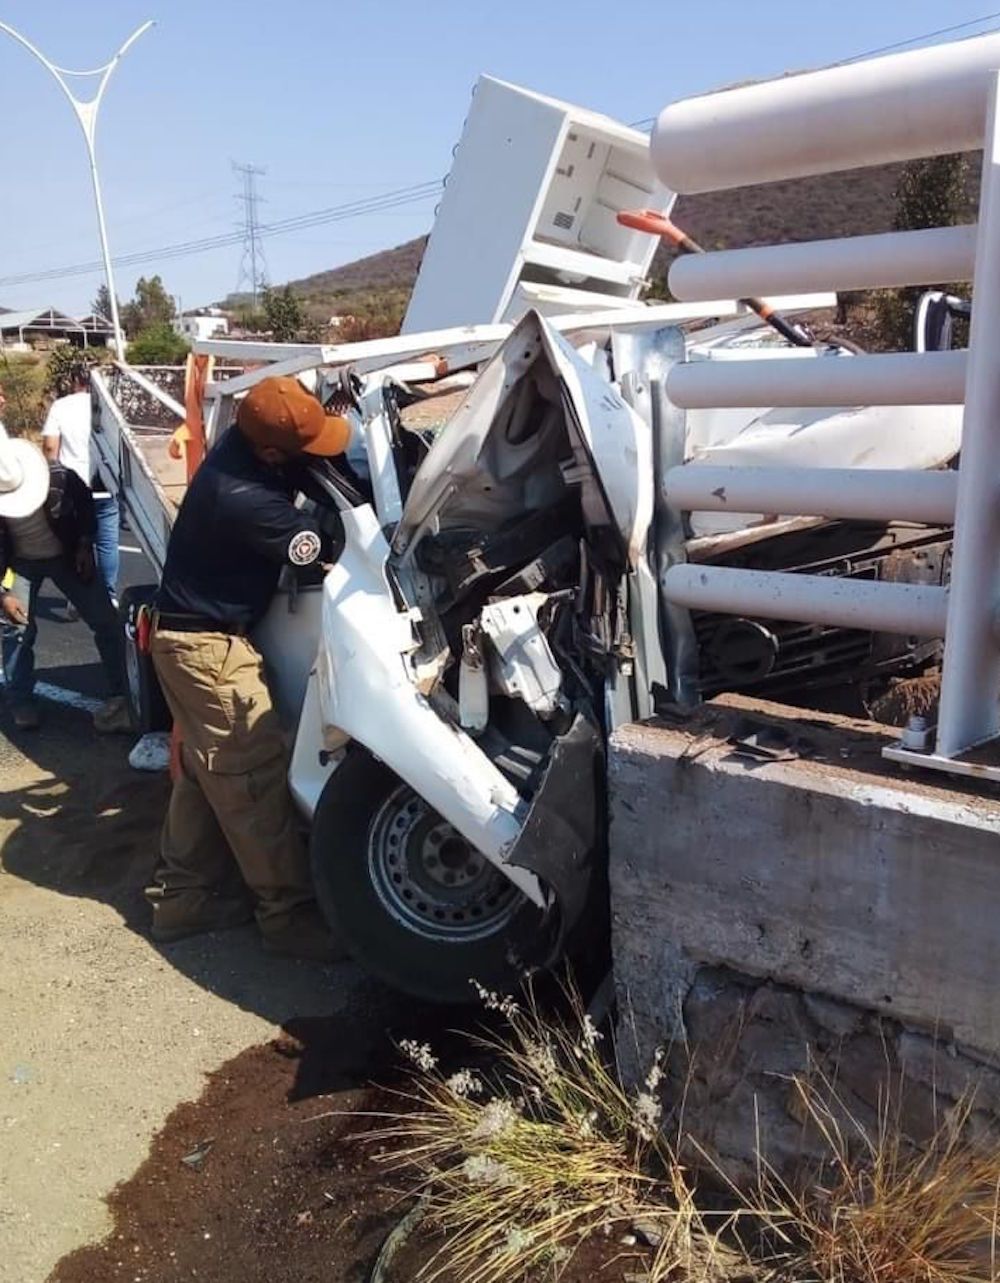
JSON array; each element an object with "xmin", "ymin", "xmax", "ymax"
[
  {"xmin": 228, "ymin": 157, "xmax": 979, "ymax": 325},
  {"xmin": 660, "ymin": 157, "xmax": 978, "ymax": 281},
  {"xmin": 285, "ymin": 237, "xmax": 427, "ymax": 298}
]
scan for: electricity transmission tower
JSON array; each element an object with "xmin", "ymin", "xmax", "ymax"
[{"xmin": 233, "ymin": 161, "xmax": 268, "ymax": 309}]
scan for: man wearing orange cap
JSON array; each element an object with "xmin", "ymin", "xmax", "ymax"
[{"xmin": 146, "ymin": 376, "xmax": 350, "ymax": 961}]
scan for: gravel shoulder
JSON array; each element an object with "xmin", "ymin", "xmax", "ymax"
[{"xmin": 0, "ymin": 706, "xmax": 394, "ymax": 1283}]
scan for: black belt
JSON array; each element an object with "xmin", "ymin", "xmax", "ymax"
[{"xmin": 153, "ymin": 610, "xmax": 250, "ymax": 636}]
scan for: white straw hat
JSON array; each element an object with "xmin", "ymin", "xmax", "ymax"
[{"xmin": 0, "ymin": 425, "xmax": 50, "ymax": 519}]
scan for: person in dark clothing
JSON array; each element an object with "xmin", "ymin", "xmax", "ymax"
[
  {"xmin": 156, "ymin": 424, "xmax": 330, "ymax": 630},
  {"xmin": 0, "ymin": 412, "xmax": 128, "ymax": 733},
  {"xmin": 146, "ymin": 375, "xmax": 350, "ymax": 961}
]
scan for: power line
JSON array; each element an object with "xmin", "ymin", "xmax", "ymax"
[
  {"xmin": 0, "ymin": 181, "xmax": 442, "ymax": 289},
  {"xmin": 838, "ymin": 10, "xmax": 1000, "ymax": 63},
  {"xmin": 233, "ymin": 161, "xmax": 268, "ymax": 308},
  {"xmin": 629, "ymin": 14, "xmax": 1000, "ymax": 133},
  {"xmin": 2, "ymin": 182, "xmax": 441, "ymax": 286},
  {"xmin": 6, "ymin": 14, "xmax": 997, "ymax": 293}
]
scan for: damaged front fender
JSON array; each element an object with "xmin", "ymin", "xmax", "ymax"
[
  {"xmin": 505, "ymin": 712, "xmax": 606, "ymax": 962},
  {"xmin": 308, "ymin": 503, "xmax": 546, "ymax": 907}
]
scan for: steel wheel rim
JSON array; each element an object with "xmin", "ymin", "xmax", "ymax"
[{"xmin": 368, "ymin": 784, "xmax": 522, "ymax": 942}]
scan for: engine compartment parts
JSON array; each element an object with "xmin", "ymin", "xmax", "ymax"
[
  {"xmin": 692, "ymin": 521, "xmax": 952, "ymax": 703},
  {"xmin": 480, "ymin": 594, "xmax": 566, "ymax": 719},
  {"xmin": 458, "ymin": 623, "xmax": 489, "ymax": 733}
]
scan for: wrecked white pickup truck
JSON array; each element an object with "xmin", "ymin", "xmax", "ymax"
[{"xmin": 93, "ymin": 303, "xmax": 961, "ymax": 1002}]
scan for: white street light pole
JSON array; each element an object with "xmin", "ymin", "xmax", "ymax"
[{"xmin": 0, "ymin": 20, "xmax": 154, "ymax": 361}]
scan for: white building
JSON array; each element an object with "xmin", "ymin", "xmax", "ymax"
[
  {"xmin": 174, "ymin": 309, "xmax": 229, "ymax": 342},
  {"xmin": 0, "ymin": 306, "xmax": 111, "ymax": 350}
]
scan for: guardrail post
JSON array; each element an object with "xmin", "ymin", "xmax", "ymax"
[{"xmin": 936, "ymin": 71, "xmax": 1000, "ymax": 760}]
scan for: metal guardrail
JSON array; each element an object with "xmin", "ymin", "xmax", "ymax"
[
  {"xmin": 106, "ymin": 363, "xmax": 185, "ymax": 428},
  {"xmin": 192, "ymin": 296, "xmax": 838, "ymax": 400},
  {"xmin": 650, "ymin": 32, "xmax": 1000, "ymax": 781},
  {"xmin": 91, "ymin": 367, "xmax": 176, "ymax": 573}
]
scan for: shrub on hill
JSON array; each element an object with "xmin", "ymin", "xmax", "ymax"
[
  {"xmin": 127, "ymin": 323, "xmax": 190, "ymax": 365},
  {"xmin": 0, "ymin": 351, "xmax": 47, "ymax": 436}
]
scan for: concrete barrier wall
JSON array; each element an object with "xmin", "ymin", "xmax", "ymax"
[
  {"xmin": 608, "ymin": 696, "xmax": 1000, "ymax": 1172},
  {"xmin": 609, "ymin": 698, "xmax": 1000, "ymax": 1056}
]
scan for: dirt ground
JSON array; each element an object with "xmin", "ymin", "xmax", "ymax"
[
  {"xmin": 0, "ymin": 703, "xmax": 422, "ymax": 1282},
  {"xmin": 50, "ymin": 1032, "xmax": 660, "ymax": 1283},
  {"xmin": 50, "ymin": 1038, "xmax": 401, "ymax": 1283},
  {"xmin": 0, "ymin": 704, "xmax": 643, "ymax": 1283}
]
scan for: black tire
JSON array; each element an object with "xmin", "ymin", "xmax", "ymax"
[
  {"xmin": 119, "ymin": 585, "xmax": 171, "ymax": 734},
  {"xmin": 310, "ymin": 748, "xmax": 557, "ymax": 1004}
]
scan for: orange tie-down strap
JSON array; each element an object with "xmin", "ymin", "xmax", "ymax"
[{"xmin": 168, "ymin": 352, "xmax": 214, "ymax": 481}]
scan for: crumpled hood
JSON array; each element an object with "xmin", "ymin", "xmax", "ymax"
[{"xmin": 393, "ymin": 310, "xmax": 654, "ymax": 567}]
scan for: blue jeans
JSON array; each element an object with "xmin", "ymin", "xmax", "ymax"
[
  {"xmin": 2, "ymin": 557, "xmax": 124, "ymax": 705},
  {"xmin": 94, "ymin": 495, "xmax": 120, "ymax": 602}
]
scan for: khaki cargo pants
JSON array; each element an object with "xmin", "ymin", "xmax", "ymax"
[{"xmin": 148, "ymin": 628, "xmax": 313, "ymax": 931}]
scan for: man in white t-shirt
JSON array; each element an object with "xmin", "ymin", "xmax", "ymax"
[{"xmin": 41, "ymin": 370, "xmax": 120, "ymax": 605}]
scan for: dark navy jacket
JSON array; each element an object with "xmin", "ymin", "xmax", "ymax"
[{"xmin": 157, "ymin": 429, "xmax": 332, "ymax": 631}]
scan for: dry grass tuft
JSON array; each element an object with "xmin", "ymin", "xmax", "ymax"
[
  {"xmin": 368, "ymin": 981, "xmax": 742, "ymax": 1283},
  {"xmin": 725, "ymin": 1074, "xmax": 1000, "ymax": 1283},
  {"xmin": 364, "ymin": 994, "xmax": 1000, "ymax": 1283},
  {"xmin": 866, "ymin": 673, "xmax": 941, "ymax": 727}
]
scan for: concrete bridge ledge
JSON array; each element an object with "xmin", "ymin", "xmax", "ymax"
[{"xmin": 610, "ymin": 694, "xmax": 1000, "ymax": 1068}]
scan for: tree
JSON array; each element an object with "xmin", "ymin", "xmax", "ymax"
[
  {"xmin": 126, "ymin": 322, "xmax": 190, "ymax": 365},
  {"xmin": 91, "ymin": 283, "xmax": 118, "ymax": 323},
  {"xmin": 876, "ymin": 154, "xmax": 970, "ymax": 350},
  {"xmin": 263, "ymin": 284, "xmax": 304, "ymax": 342},
  {"xmin": 121, "ymin": 275, "xmax": 176, "ymax": 338},
  {"xmin": 334, "ymin": 288, "xmax": 407, "ymax": 342},
  {"xmin": 236, "ymin": 307, "xmax": 268, "ymax": 334},
  {"xmin": 894, "ymin": 154, "xmax": 969, "ymax": 234},
  {"xmin": 45, "ymin": 345, "xmax": 109, "ymax": 397}
]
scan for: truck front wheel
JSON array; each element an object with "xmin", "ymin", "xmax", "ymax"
[{"xmin": 309, "ymin": 749, "xmax": 556, "ymax": 1004}]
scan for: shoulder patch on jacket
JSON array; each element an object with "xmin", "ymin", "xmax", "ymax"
[{"xmin": 288, "ymin": 529, "xmax": 321, "ymax": 566}]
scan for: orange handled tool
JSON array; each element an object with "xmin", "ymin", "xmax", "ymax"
[
  {"xmin": 135, "ymin": 602, "xmax": 152, "ymax": 654},
  {"xmin": 619, "ymin": 208, "xmax": 813, "ymax": 348}
]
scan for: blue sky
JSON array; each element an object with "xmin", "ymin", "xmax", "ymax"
[{"xmin": 1, "ymin": 0, "xmax": 996, "ymax": 315}]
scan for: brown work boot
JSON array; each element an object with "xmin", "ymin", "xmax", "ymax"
[
  {"xmin": 148, "ymin": 888, "xmax": 254, "ymax": 943},
  {"xmin": 94, "ymin": 695, "xmax": 132, "ymax": 735},
  {"xmin": 261, "ymin": 906, "xmax": 347, "ymax": 963}
]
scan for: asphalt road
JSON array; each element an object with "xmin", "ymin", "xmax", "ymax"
[{"xmin": 24, "ymin": 526, "xmax": 155, "ymax": 702}]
